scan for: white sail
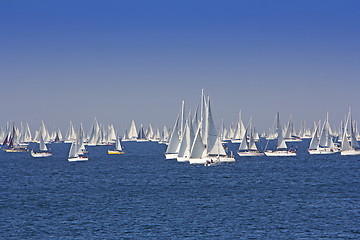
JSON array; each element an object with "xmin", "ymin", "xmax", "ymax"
[
  {"xmin": 238, "ymin": 129, "xmax": 249, "ymax": 151},
  {"xmin": 153, "ymin": 128, "xmax": 161, "ymax": 141},
  {"xmin": 146, "ymin": 124, "xmax": 154, "ymax": 140},
  {"xmin": 177, "ymin": 122, "xmax": 191, "ymax": 158},
  {"xmin": 68, "ymin": 141, "xmax": 78, "ymax": 158},
  {"xmin": 57, "ymin": 129, "xmax": 63, "ymax": 141},
  {"xmin": 77, "ymin": 124, "xmax": 86, "ymax": 153},
  {"xmin": 122, "ymin": 129, "xmax": 128, "ymax": 140},
  {"xmin": 341, "ymin": 131, "xmax": 351, "ymax": 151},
  {"xmin": 128, "ymin": 120, "xmax": 138, "ymax": 140},
  {"xmin": 189, "ymin": 125, "xmax": 206, "ymax": 159},
  {"xmin": 166, "ymin": 108, "xmax": 182, "ymax": 154},
  {"xmin": 309, "ymin": 123, "xmax": 320, "ymax": 150},
  {"xmin": 205, "ymin": 97, "xmax": 217, "ymax": 151},
  {"xmin": 284, "ymin": 116, "xmax": 292, "ymax": 139},
  {"xmin": 39, "ymin": 134, "xmax": 48, "ymax": 151},
  {"xmin": 233, "ymin": 110, "xmax": 246, "ymax": 140},
  {"xmin": 115, "ymin": 132, "xmax": 123, "ymax": 151},
  {"xmin": 248, "ymin": 128, "xmax": 258, "ymax": 151},
  {"xmin": 24, "ymin": 123, "xmax": 32, "ymax": 142},
  {"xmin": 350, "ymin": 113, "xmax": 360, "ymax": 149},
  {"xmin": 208, "ymin": 135, "xmax": 226, "ymax": 156},
  {"xmin": 88, "ymin": 118, "xmax": 99, "ymax": 144},
  {"xmin": 161, "ymin": 126, "xmax": 170, "ymax": 142},
  {"xmin": 277, "ymin": 113, "xmax": 287, "ymax": 149}
]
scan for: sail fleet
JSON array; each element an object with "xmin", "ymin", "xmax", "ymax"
[{"xmin": 1, "ymin": 90, "xmax": 360, "ymax": 163}]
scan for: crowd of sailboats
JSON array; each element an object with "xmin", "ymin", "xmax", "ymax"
[
  {"xmin": 1, "ymin": 90, "xmax": 360, "ymax": 163},
  {"xmin": 165, "ymin": 90, "xmax": 236, "ymax": 165}
]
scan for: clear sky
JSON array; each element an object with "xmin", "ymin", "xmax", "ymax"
[{"xmin": 1, "ymin": 0, "xmax": 360, "ymax": 134}]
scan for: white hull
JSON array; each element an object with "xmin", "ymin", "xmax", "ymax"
[
  {"xmin": 264, "ymin": 151, "xmax": 296, "ymax": 156},
  {"xmin": 189, "ymin": 157, "xmax": 210, "ymax": 164},
  {"xmin": 218, "ymin": 156, "xmax": 236, "ymax": 162},
  {"xmin": 31, "ymin": 151, "xmax": 52, "ymax": 157},
  {"xmin": 308, "ymin": 148, "xmax": 339, "ymax": 155},
  {"xmin": 176, "ymin": 156, "xmax": 189, "ymax": 162},
  {"xmin": 237, "ymin": 151, "xmax": 263, "ymax": 156},
  {"xmin": 136, "ymin": 139, "xmax": 149, "ymax": 142},
  {"xmin": 341, "ymin": 150, "xmax": 360, "ymax": 156},
  {"xmin": 231, "ymin": 139, "xmax": 242, "ymax": 143},
  {"xmin": 165, "ymin": 153, "xmax": 178, "ymax": 159},
  {"xmin": 189, "ymin": 156, "xmax": 235, "ymax": 164},
  {"xmin": 68, "ymin": 157, "xmax": 88, "ymax": 162}
]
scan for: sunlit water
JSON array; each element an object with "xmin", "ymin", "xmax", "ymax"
[{"xmin": 1, "ymin": 140, "xmax": 359, "ymax": 239}]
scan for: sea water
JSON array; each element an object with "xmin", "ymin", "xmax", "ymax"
[{"xmin": 1, "ymin": 140, "xmax": 359, "ymax": 239}]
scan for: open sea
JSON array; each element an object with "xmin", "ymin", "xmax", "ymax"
[{"xmin": 1, "ymin": 139, "xmax": 360, "ymax": 239}]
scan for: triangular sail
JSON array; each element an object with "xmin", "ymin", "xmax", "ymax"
[
  {"xmin": 309, "ymin": 123, "xmax": 320, "ymax": 150},
  {"xmin": 341, "ymin": 132, "xmax": 351, "ymax": 151},
  {"xmin": 166, "ymin": 110, "xmax": 181, "ymax": 154},
  {"xmin": 238, "ymin": 130, "xmax": 248, "ymax": 151},
  {"xmin": 277, "ymin": 113, "xmax": 287, "ymax": 149},
  {"xmin": 128, "ymin": 120, "xmax": 137, "ymax": 139},
  {"xmin": 39, "ymin": 134, "xmax": 48, "ymax": 151},
  {"xmin": 205, "ymin": 97, "xmax": 218, "ymax": 152},
  {"xmin": 350, "ymin": 113, "xmax": 360, "ymax": 149},
  {"xmin": 248, "ymin": 128, "xmax": 257, "ymax": 151},
  {"xmin": 68, "ymin": 141, "xmax": 78, "ymax": 158},
  {"xmin": 177, "ymin": 122, "xmax": 191, "ymax": 158},
  {"xmin": 115, "ymin": 132, "xmax": 123, "ymax": 151},
  {"xmin": 189, "ymin": 125, "xmax": 206, "ymax": 159}
]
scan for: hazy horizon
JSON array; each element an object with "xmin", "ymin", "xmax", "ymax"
[{"xmin": 1, "ymin": 1, "xmax": 359, "ymax": 134}]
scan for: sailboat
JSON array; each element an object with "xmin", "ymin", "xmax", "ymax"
[
  {"xmin": 159, "ymin": 126, "xmax": 170, "ymax": 144},
  {"xmin": 108, "ymin": 132, "xmax": 124, "ymax": 154},
  {"xmin": 237, "ymin": 118, "xmax": 263, "ymax": 156},
  {"xmin": 341, "ymin": 107, "xmax": 360, "ymax": 155},
  {"xmin": 68, "ymin": 139, "xmax": 88, "ymax": 162},
  {"xmin": 308, "ymin": 114, "xmax": 339, "ymax": 154},
  {"xmin": 5, "ymin": 125, "xmax": 28, "ymax": 152},
  {"xmin": 137, "ymin": 124, "xmax": 148, "ymax": 142},
  {"xmin": 64, "ymin": 121, "xmax": 76, "ymax": 143},
  {"xmin": 31, "ymin": 134, "xmax": 52, "ymax": 157},
  {"xmin": 264, "ymin": 112, "xmax": 296, "ymax": 156},
  {"xmin": 127, "ymin": 120, "xmax": 138, "ymax": 141},
  {"xmin": 231, "ymin": 110, "xmax": 246, "ymax": 143},
  {"xmin": 189, "ymin": 96, "xmax": 235, "ymax": 164},
  {"xmin": 284, "ymin": 115, "xmax": 301, "ymax": 142},
  {"xmin": 165, "ymin": 101, "xmax": 185, "ymax": 159},
  {"xmin": 176, "ymin": 114, "xmax": 195, "ymax": 162}
]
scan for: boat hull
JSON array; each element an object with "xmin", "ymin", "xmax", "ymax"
[
  {"xmin": 189, "ymin": 157, "xmax": 209, "ymax": 164},
  {"xmin": 176, "ymin": 156, "xmax": 189, "ymax": 162},
  {"xmin": 341, "ymin": 150, "xmax": 360, "ymax": 156},
  {"xmin": 218, "ymin": 156, "xmax": 236, "ymax": 162},
  {"xmin": 5, "ymin": 148, "xmax": 28, "ymax": 153},
  {"xmin": 237, "ymin": 151, "xmax": 264, "ymax": 157},
  {"xmin": 68, "ymin": 157, "xmax": 89, "ymax": 162},
  {"xmin": 165, "ymin": 153, "xmax": 178, "ymax": 159},
  {"xmin": 108, "ymin": 150, "xmax": 124, "ymax": 154},
  {"xmin": 308, "ymin": 148, "xmax": 338, "ymax": 155},
  {"xmin": 264, "ymin": 151, "xmax": 296, "ymax": 157},
  {"xmin": 31, "ymin": 151, "xmax": 52, "ymax": 157}
]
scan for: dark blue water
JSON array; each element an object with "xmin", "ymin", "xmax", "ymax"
[{"xmin": 1, "ymin": 140, "xmax": 360, "ymax": 239}]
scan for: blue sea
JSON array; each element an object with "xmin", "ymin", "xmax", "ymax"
[{"xmin": 1, "ymin": 140, "xmax": 360, "ymax": 239}]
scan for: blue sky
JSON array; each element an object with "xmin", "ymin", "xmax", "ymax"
[{"xmin": 1, "ymin": 0, "xmax": 360, "ymax": 133}]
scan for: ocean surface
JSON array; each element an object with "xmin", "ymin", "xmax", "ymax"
[{"xmin": 1, "ymin": 140, "xmax": 360, "ymax": 239}]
